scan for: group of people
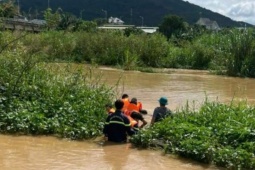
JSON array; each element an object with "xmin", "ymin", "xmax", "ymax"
[{"xmin": 103, "ymin": 94, "xmax": 172, "ymax": 143}]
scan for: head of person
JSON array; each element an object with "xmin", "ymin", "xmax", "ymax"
[
  {"xmin": 115, "ymin": 99, "xmax": 124, "ymax": 110},
  {"xmin": 158, "ymin": 97, "xmax": 168, "ymax": 106},
  {"xmin": 122, "ymin": 94, "xmax": 129, "ymax": 99},
  {"xmin": 130, "ymin": 98, "xmax": 137, "ymax": 105},
  {"xmin": 105, "ymin": 103, "xmax": 113, "ymax": 111}
]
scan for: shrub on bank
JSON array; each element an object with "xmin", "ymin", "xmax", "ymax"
[
  {"xmin": 0, "ymin": 55, "xmax": 113, "ymax": 139},
  {"xmin": 2, "ymin": 28, "xmax": 255, "ymax": 78},
  {"xmin": 130, "ymin": 101, "xmax": 255, "ymax": 169}
]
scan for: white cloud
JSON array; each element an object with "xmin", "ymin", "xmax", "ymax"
[{"xmin": 185, "ymin": 0, "xmax": 255, "ymax": 25}]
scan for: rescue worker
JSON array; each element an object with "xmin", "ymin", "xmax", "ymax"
[
  {"xmin": 125, "ymin": 98, "xmax": 140, "ymax": 116},
  {"xmin": 126, "ymin": 97, "xmax": 147, "ymax": 115},
  {"xmin": 150, "ymin": 97, "xmax": 172, "ymax": 126},
  {"xmin": 130, "ymin": 111, "xmax": 147, "ymax": 131},
  {"xmin": 103, "ymin": 99, "xmax": 135, "ymax": 143},
  {"xmin": 105, "ymin": 103, "xmax": 115, "ymax": 115},
  {"xmin": 121, "ymin": 94, "xmax": 130, "ymax": 112}
]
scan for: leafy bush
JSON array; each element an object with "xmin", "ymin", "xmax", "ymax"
[
  {"xmin": 0, "ymin": 55, "xmax": 114, "ymax": 139},
  {"xmin": 1, "ymin": 28, "xmax": 255, "ymax": 77},
  {"xmin": 130, "ymin": 101, "xmax": 255, "ymax": 169}
]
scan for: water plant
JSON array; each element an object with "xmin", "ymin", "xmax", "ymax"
[
  {"xmin": 0, "ymin": 53, "xmax": 114, "ymax": 139},
  {"xmin": 130, "ymin": 100, "xmax": 255, "ymax": 169}
]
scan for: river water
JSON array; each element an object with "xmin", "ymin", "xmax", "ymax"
[{"xmin": 1, "ymin": 65, "xmax": 255, "ymax": 170}]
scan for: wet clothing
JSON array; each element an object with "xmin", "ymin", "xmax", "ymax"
[
  {"xmin": 137, "ymin": 102, "xmax": 143, "ymax": 111},
  {"xmin": 152, "ymin": 107, "xmax": 172, "ymax": 123},
  {"xmin": 103, "ymin": 110, "xmax": 135, "ymax": 142},
  {"xmin": 130, "ymin": 111, "xmax": 145, "ymax": 131},
  {"xmin": 122, "ymin": 98, "xmax": 130, "ymax": 111},
  {"xmin": 125, "ymin": 103, "xmax": 139, "ymax": 116},
  {"xmin": 130, "ymin": 111, "xmax": 144, "ymax": 122}
]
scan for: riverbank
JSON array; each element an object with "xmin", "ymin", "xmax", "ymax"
[
  {"xmin": 1, "ymin": 29, "xmax": 255, "ymax": 78},
  {"xmin": 99, "ymin": 64, "xmax": 211, "ymax": 75}
]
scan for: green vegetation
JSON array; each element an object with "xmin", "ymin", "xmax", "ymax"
[
  {"xmin": 0, "ymin": 38, "xmax": 114, "ymax": 139},
  {"xmin": 0, "ymin": 0, "xmax": 18, "ymax": 18},
  {"xmin": 130, "ymin": 101, "xmax": 255, "ymax": 169},
  {"xmin": 2, "ymin": 27, "xmax": 253, "ymax": 78},
  {"xmin": 159, "ymin": 15, "xmax": 187, "ymax": 39},
  {"xmin": 1, "ymin": 7, "xmax": 255, "ymax": 168}
]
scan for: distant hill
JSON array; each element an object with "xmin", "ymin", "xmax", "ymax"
[{"xmin": 19, "ymin": 0, "xmax": 251, "ymax": 27}]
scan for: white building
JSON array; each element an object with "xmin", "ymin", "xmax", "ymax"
[{"xmin": 108, "ymin": 17, "xmax": 124, "ymax": 25}]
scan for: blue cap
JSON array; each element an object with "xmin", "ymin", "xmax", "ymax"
[{"xmin": 159, "ymin": 97, "xmax": 168, "ymax": 105}]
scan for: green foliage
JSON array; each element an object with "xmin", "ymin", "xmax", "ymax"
[
  {"xmin": 0, "ymin": 0, "xmax": 18, "ymax": 18},
  {"xmin": 139, "ymin": 33, "xmax": 169, "ymax": 67},
  {"xmin": 93, "ymin": 18, "xmax": 107, "ymax": 26},
  {"xmin": 44, "ymin": 8, "xmax": 61, "ymax": 30},
  {"xmin": 124, "ymin": 27, "xmax": 144, "ymax": 37},
  {"xmin": 159, "ymin": 15, "xmax": 187, "ymax": 39},
  {"xmin": 0, "ymin": 54, "xmax": 113, "ymax": 139},
  {"xmin": 179, "ymin": 25, "xmax": 207, "ymax": 41},
  {"xmin": 74, "ymin": 20, "xmax": 97, "ymax": 32},
  {"xmin": 225, "ymin": 29, "xmax": 255, "ymax": 77},
  {"xmin": 2, "ymin": 27, "xmax": 255, "ymax": 78},
  {"xmin": 57, "ymin": 12, "xmax": 79, "ymax": 31},
  {"xmin": 130, "ymin": 101, "xmax": 255, "ymax": 169}
]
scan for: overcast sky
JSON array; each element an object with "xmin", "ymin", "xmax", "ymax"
[{"xmin": 185, "ymin": 0, "xmax": 255, "ymax": 25}]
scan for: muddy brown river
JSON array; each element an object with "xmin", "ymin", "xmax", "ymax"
[{"xmin": 1, "ymin": 66, "xmax": 255, "ymax": 170}]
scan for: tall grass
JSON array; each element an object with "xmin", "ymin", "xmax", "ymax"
[
  {"xmin": 0, "ymin": 52, "xmax": 114, "ymax": 139},
  {"xmin": 1, "ymin": 28, "xmax": 255, "ymax": 78},
  {"xmin": 225, "ymin": 29, "xmax": 255, "ymax": 77},
  {"xmin": 130, "ymin": 100, "xmax": 255, "ymax": 169}
]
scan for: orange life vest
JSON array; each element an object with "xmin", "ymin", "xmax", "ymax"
[
  {"xmin": 137, "ymin": 102, "xmax": 143, "ymax": 111},
  {"xmin": 125, "ymin": 103, "xmax": 139, "ymax": 116},
  {"xmin": 122, "ymin": 98, "xmax": 130, "ymax": 112}
]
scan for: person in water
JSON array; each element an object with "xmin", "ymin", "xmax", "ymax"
[
  {"xmin": 129, "ymin": 97, "xmax": 148, "ymax": 115},
  {"xmin": 105, "ymin": 103, "xmax": 115, "ymax": 115},
  {"xmin": 150, "ymin": 97, "xmax": 172, "ymax": 126},
  {"xmin": 121, "ymin": 94, "xmax": 130, "ymax": 112},
  {"xmin": 130, "ymin": 111, "xmax": 147, "ymax": 131},
  {"xmin": 103, "ymin": 99, "xmax": 135, "ymax": 143}
]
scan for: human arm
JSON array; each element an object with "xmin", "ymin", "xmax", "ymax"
[
  {"xmin": 138, "ymin": 102, "xmax": 142, "ymax": 110},
  {"xmin": 124, "ymin": 116, "xmax": 135, "ymax": 136},
  {"xmin": 150, "ymin": 108, "xmax": 158, "ymax": 126},
  {"xmin": 150, "ymin": 117, "xmax": 155, "ymax": 126},
  {"xmin": 140, "ymin": 119, "xmax": 147, "ymax": 129},
  {"xmin": 103, "ymin": 116, "xmax": 110, "ymax": 138}
]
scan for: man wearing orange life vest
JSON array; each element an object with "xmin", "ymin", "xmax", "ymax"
[
  {"xmin": 130, "ymin": 111, "xmax": 147, "ymax": 131},
  {"xmin": 125, "ymin": 98, "xmax": 139, "ymax": 116},
  {"xmin": 126, "ymin": 98, "xmax": 147, "ymax": 115},
  {"xmin": 121, "ymin": 94, "xmax": 130, "ymax": 113},
  {"xmin": 125, "ymin": 98, "xmax": 148, "ymax": 130},
  {"xmin": 121, "ymin": 94, "xmax": 147, "ymax": 130}
]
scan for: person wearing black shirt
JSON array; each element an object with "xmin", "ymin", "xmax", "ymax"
[{"xmin": 103, "ymin": 99, "xmax": 135, "ymax": 142}]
